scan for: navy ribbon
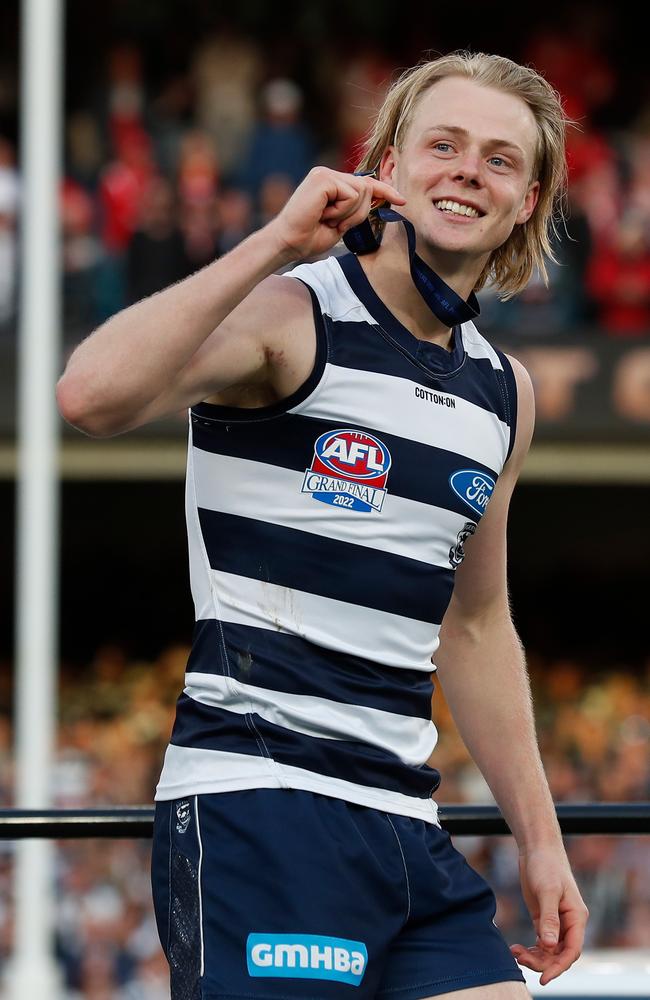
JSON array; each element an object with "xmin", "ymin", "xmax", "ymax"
[{"xmin": 343, "ymin": 206, "xmax": 480, "ymax": 328}]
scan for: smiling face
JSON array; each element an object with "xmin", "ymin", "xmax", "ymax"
[{"xmin": 379, "ymin": 76, "xmax": 541, "ymax": 268}]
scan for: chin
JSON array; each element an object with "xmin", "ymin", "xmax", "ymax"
[
  {"xmin": 424, "ymin": 228, "xmax": 479, "ymax": 254},
  {"xmin": 428, "ymin": 213, "xmax": 496, "ymax": 246}
]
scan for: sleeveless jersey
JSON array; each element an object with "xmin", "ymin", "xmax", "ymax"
[{"xmin": 155, "ymin": 252, "xmax": 518, "ymax": 823}]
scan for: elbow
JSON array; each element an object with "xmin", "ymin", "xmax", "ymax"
[
  {"xmin": 439, "ymin": 592, "xmax": 514, "ymax": 645},
  {"xmin": 55, "ymin": 376, "xmax": 116, "ymax": 437}
]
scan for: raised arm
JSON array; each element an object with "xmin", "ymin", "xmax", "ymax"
[
  {"xmin": 435, "ymin": 356, "xmax": 588, "ymax": 985},
  {"xmin": 56, "ymin": 168, "xmax": 404, "ymax": 437}
]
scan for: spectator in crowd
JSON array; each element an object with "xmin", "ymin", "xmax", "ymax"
[
  {"xmin": 239, "ymin": 78, "xmax": 315, "ymax": 203},
  {"xmin": 125, "ymin": 177, "xmax": 187, "ymax": 305},
  {"xmin": 66, "ymin": 113, "xmax": 105, "ymax": 194},
  {"xmin": 148, "ymin": 75, "xmax": 194, "ymax": 180},
  {"xmin": 523, "ymin": 17, "xmax": 616, "ymax": 122},
  {"xmin": 254, "ymin": 172, "xmax": 296, "ymax": 230},
  {"xmin": 567, "ymin": 837, "xmax": 628, "ymax": 948},
  {"xmin": 555, "ymin": 197, "xmax": 595, "ymax": 325},
  {"xmin": 215, "ymin": 186, "xmax": 254, "ymax": 256},
  {"xmin": 99, "ymin": 130, "xmax": 155, "ymax": 259},
  {"xmin": 96, "ymin": 130, "xmax": 156, "ymax": 319},
  {"xmin": 104, "ymin": 44, "xmax": 148, "ymax": 163},
  {"xmin": 176, "ymin": 129, "xmax": 219, "ymax": 206},
  {"xmin": 178, "ymin": 196, "xmax": 221, "ymax": 274},
  {"xmin": 61, "ymin": 177, "xmax": 102, "ymax": 337},
  {"xmin": 191, "ymin": 26, "xmax": 261, "ymax": 179},
  {"xmin": 586, "ymin": 212, "xmax": 650, "ymax": 334},
  {"xmin": 172, "ymin": 129, "xmax": 221, "ymax": 274},
  {"xmin": 335, "ymin": 43, "xmax": 394, "ymax": 171},
  {"xmin": 626, "ymin": 131, "xmax": 650, "ymax": 223},
  {"xmin": 0, "ymin": 137, "xmax": 18, "ymax": 333}
]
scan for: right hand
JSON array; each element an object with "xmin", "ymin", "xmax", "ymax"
[{"xmin": 266, "ymin": 166, "xmax": 405, "ymax": 262}]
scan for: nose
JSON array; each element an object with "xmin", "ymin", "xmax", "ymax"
[{"xmin": 452, "ymin": 150, "xmax": 484, "ymax": 187}]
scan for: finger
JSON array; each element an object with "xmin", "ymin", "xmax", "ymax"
[
  {"xmin": 321, "ymin": 196, "xmax": 361, "ymax": 220},
  {"xmin": 328, "ymin": 182, "xmax": 373, "ymax": 232},
  {"xmin": 539, "ymin": 946, "xmax": 581, "ymax": 986},
  {"xmin": 512, "ymin": 938, "xmax": 562, "ymax": 959},
  {"xmin": 338, "ymin": 193, "xmax": 375, "ymax": 234},
  {"xmin": 536, "ymin": 889, "xmax": 562, "ymax": 949},
  {"xmin": 323, "ymin": 176, "xmax": 401, "ymax": 223},
  {"xmin": 511, "ymin": 935, "xmax": 580, "ymax": 982},
  {"xmin": 370, "ymin": 179, "xmax": 405, "ymax": 205},
  {"xmin": 322, "ymin": 185, "xmax": 369, "ymax": 226},
  {"xmin": 315, "ymin": 168, "xmax": 359, "ymax": 205},
  {"xmin": 323, "ymin": 182, "xmax": 361, "ymax": 209},
  {"xmin": 509, "ymin": 946, "xmax": 553, "ymax": 974},
  {"xmin": 537, "ymin": 912, "xmax": 586, "ymax": 984},
  {"xmin": 534, "ymin": 933, "xmax": 562, "ymax": 955},
  {"xmin": 316, "ymin": 168, "xmax": 403, "ymax": 213}
]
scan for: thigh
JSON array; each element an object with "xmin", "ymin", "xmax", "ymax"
[
  {"xmin": 152, "ymin": 789, "xmax": 411, "ymax": 999},
  {"xmin": 376, "ymin": 818, "xmax": 526, "ymax": 1000},
  {"xmin": 423, "ymin": 985, "xmax": 530, "ymax": 1000}
]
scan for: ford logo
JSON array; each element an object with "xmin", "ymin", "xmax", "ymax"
[{"xmin": 449, "ymin": 469, "xmax": 496, "ymax": 517}]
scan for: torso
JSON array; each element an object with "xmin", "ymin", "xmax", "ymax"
[{"xmin": 155, "ymin": 252, "xmax": 518, "ymax": 820}]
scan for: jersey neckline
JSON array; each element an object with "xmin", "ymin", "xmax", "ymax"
[{"xmin": 336, "ymin": 252, "xmax": 467, "ymax": 378}]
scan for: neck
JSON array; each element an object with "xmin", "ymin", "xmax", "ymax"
[{"xmin": 358, "ymin": 223, "xmax": 486, "ymax": 348}]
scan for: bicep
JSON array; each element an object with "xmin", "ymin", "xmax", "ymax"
[
  {"xmin": 128, "ymin": 274, "xmax": 314, "ymax": 429},
  {"xmin": 444, "ymin": 355, "xmax": 535, "ymax": 621}
]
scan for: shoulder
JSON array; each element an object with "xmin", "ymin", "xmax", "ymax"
[
  {"xmin": 502, "ymin": 353, "xmax": 535, "ymax": 478},
  {"xmin": 283, "ymin": 257, "xmax": 334, "ymax": 313},
  {"xmin": 218, "ymin": 268, "xmax": 315, "ymax": 351},
  {"xmin": 504, "ymin": 353, "xmax": 534, "ymax": 427},
  {"xmin": 289, "ymin": 254, "xmax": 373, "ymax": 324},
  {"xmin": 460, "ymin": 323, "xmax": 534, "ymax": 469},
  {"xmin": 505, "ymin": 353, "xmax": 534, "ymax": 405},
  {"xmin": 247, "ymin": 270, "xmax": 314, "ymax": 321}
]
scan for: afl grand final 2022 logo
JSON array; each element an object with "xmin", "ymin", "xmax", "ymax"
[{"xmin": 302, "ymin": 429, "xmax": 392, "ymax": 514}]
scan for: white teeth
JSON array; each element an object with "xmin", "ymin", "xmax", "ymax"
[{"xmin": 435, "ymin": 200, "xmax": 480, "ymax": 218}]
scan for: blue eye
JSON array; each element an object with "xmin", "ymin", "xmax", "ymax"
[
  {"xmin": 489, "ymin": 157, "xmax": 507, "ymax": 167},
  {"xmin": 434, "ymin": 142, "xmax": 453, "ymax": 152}
]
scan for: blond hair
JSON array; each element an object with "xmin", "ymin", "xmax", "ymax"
[{"xmin": 356, "ymin": 51, "xmax": 571, "ymax": 300}]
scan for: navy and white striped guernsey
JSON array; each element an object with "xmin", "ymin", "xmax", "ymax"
[{"xmin": 155, "ymin": 252, "xmax": 518, "ymax": 824}]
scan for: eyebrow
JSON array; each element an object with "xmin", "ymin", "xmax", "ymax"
[{"xmin": 423, "ymin": 125, "xmax": 527, "ymax": 159}]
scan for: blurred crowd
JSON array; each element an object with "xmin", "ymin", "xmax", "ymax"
[
  {"xmin": 0, "ymin": 22, "xmax": 650, "ymax": 344},
  {"xmin": 0, "ymin": 645, "xmax": 647, "ymax": 997}
]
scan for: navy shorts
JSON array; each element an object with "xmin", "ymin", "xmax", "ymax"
[{"xmin": 151, "ymin": 789, "xmax": 525, "ymax": 999}]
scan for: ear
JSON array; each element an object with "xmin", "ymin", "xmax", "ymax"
[
  {"xmin": 516, "ymin": 179, "xmax": 540, "ymax": 225},
  {"xmin": 379, "ymin": 146, "xmax": 398, "ymax": 187}
]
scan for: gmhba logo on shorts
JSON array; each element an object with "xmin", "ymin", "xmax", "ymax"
[{"xmin": 247, "ymin": 933, "xmax": 367, "ymax": 986}]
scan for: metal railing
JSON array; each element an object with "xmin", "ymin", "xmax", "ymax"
[{"xmin": 0, "ymin": 802, "xmax": 648, "ymax": 839}]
